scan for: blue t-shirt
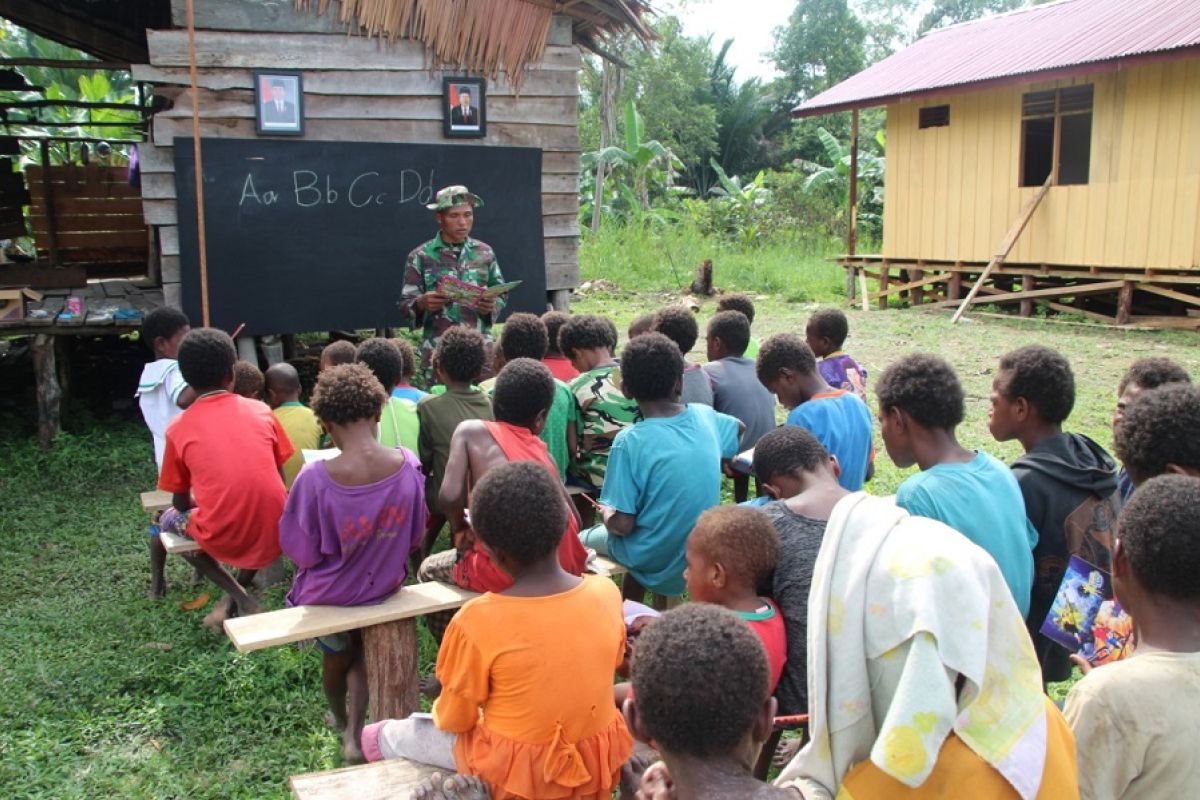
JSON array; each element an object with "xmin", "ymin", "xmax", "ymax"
[
  {"xmin": 392, "ymin": 385, "xmax": 427, "ymax": 403},
  {"xmin": 786, "ymin": 390, "xmax": 873, "ymax": 491},
  {"xmin": 895, "ymin": 450, "xmax": 1037, "ymax": 616},
  {"xmin": 600, "ymin": 404, "xmax": 741, "ymax": 596}
]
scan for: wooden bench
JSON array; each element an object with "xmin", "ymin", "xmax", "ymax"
[
  {"xmin": 141, "ymin": 489, "xmax": 202, "ymax": 554},
  {"xmin": 224, "ymin": 556, "xmax": 627, "ymax": 719},
  {"xmin": 290, "ymin": 757, "xmax": 442, "ymax": 800}
]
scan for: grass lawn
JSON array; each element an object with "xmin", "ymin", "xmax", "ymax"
[{"xmin": 2, "ymin": 257, "xmax": 1198, "ymax": 797}]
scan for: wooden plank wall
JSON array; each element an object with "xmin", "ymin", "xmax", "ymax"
[
  {"xmin": 882, "ymin": 58, "xmax": 1200, "ymax": 271},
  {"xmin": 137, "ymin": 2, "xmax": 581, "ymax": 310}
]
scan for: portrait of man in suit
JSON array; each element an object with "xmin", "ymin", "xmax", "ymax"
[
  {"xmin": 450, "ymin": 88, "xmax": 478, "ymax": 128},
  {"xmin": 444, "ymin": 79, "xmax": 485, "ymax": 138},
  {"xmin": 256, "ymin": 72, "xmax": 304, "ymax": 135}
]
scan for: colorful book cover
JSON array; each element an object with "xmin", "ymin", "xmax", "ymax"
[
  {"xmin": 1040, "ymin": 555, "xmax": 1135, "ymax": 666},
  {"xmin": 436, "ymin": 276, "xmax": 522, "ymax": 310}
]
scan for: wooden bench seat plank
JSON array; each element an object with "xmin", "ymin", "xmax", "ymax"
[
  {"xmin": 224, "ymin": 582, "xmax": 478, "ymax": 652},
  {"xmin": 588, "ymin": 555, "xmax": 627, "ymax": 577},
  {"xmin": 140, "ymin": 489, "xmax": 172, "ymax": 514},
  {"xmin": 290, "ymin": 757, "xmax": 442, "ymax": 800},
  {"xmin": 159, "ymin": 528, "xmax": 201, "ymax": 554}
]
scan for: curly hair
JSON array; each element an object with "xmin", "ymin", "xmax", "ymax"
[
  {"xmin": 355, "ymin": 337, "xmax": 403, "ymax": 390},
  {"xmin": 997, "ymin": 344, "xmax": 1075, "ymax": 424},
  {"xmin": 310, "ymin": 362, "xmax": 387, "ymax": 426},
  {"xmin": 1115, "ymin": 383, "xmax": 1200, "ymax": 480},
  {"xmin": 806, "ymin": 308, "xmax": 849, "ymax": 350},
  {"xmin": 558, "ymin": 314, "xmax": 617, "ymax": 359},
  {"xmin": 689, "ymin": 506, "xmax": 779, "ymax": 591},
  {"xmin": 876, "ymin": 353, "xmax": 965, "ymax": 431},
  {"xmin": 141, "ymin": 306, "xmax": 189, "ymax": 350},
  {"xmin": 631, "ymin": 604, "xmax": 769, "ymax": 758},
  {"xmin": 753, "ymin": 425, "xmax": 830, "ymax": 484},
  {"xmin": 178, "ymin": 328, "xmax": 236, "ymax": 392},
  {"xmin": 470, "ymin": 460, "xmax": 567, "ymax": 567},
  {"xmin": 621, "ymin": 332, "xmax": 683, "ymax": 402},
  {"xmin": 755, "ymin": 333, "xmax": 817, "ymax": 383},
  {"xmin": 498, "ymin": 313, "xmax": 549, "ymax": 361},
  {"xmin": 717, "ymin": 293, "xmax": 756, "ymax": 325},
  {"xmin": 706, "ymin": 310, "xmax": 751, "ymax": 356},
  {"xmin": 232, "ymin": 360, "xmax": 264, "ymax": 399},
  {"xmin": 652, "ymin": 306, "xmax": 700, "ymax": 356},
  {"xmin": 541, "ymin": 311, "xmax": 570, "ymax": 355},
  {"xmin": 392, "ymin": 337, "xmax": 418, "ymax": 379},
  {"xmin": 320, "ymin": 340, "xmax": 357, "ymax": 369},
  {"xmin": 493, "ymin": 358, "xmax": 555, "ymax": 426},
  {"xmin": 1118, "ymin": 474, "xmax": 1200, "ymax": 601},
  {"xmin": 433, "ymin": 326, "xmax": 487, "ymax": 384},
  {"xmin": 1117, "ymin": 357, "xmax": 1192, "ymax": 395},
  {"xmin": 628, "ymin": 313, "xmax": 655, "ymax": 340}
]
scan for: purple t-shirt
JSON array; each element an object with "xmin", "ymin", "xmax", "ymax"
[
  {"xmin": 279, "ymin": 449, "xmax": 427, "ymax": 607},
  {"xmin": 817, "ymin": 352, "xmax": 867, "ymax": 400}
]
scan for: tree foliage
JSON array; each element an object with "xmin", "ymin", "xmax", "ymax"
[{"xmin": 771, "ymin": 0, "xmax": 866, "ymax": 106}]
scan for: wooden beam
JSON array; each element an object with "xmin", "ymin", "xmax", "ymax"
[
  {"xmin": 867, "ymin": 272, "xmax": 952, "ymax": 302},
  {"xmin": 929, "ymin": 280, "xmax": 1126, "ymax": 309},
  {"xmin": 290, "ymin": 758, "xmax": 444, "ymax": 800},
  {"xmin": 0, "ymin": 57, "xmax": 127, "ymax": 70},
  {"xmin": 1138, "ymin": 283, "xmax": 1200, "ymax": 308},
  {"xmin": 848, "ymin": 108, "xmax": 858, "ymax": 258},
  {"xmin": 951, "ymin": 174, "xmax": 1053, "ymax": 323}
]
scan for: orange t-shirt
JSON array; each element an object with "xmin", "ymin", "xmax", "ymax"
[
  {"xmin": 433, "ymin": 576, "xmax": 634, "ymax": 799},
  {"xmin": 159, "ymin": 391, "xmax": 293, "ymax": 569}
]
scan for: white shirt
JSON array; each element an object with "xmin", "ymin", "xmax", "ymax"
[{"xmin": 136, "ymin": 358, "xmax": 188, "ymax": 471}]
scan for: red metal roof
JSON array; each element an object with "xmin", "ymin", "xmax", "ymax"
[{"xmin": 792, "ymin": 0, "xmax": 1200, "ymax": 117}]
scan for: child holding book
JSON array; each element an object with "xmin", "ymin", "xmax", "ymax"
[
  {"xmin": 988, "ymin": 344, "xmax": 1119, "ymax": 683},
  {"xmin": 279, "ymin": 363, "xmax": 427, "ymax": 764},
  {"xmin": 157, "ymin": 328, "xmax": 293, "ymax": 630},
  {"xmin": 560, "ymin": 314, "xmax": 640, "ymax": 490},
  {"xmin": 756, "ymin": 333, "xmax": 873, "ymax": 492},
  {"xmin": 585, "ymin": 333, "xmax": 741, "ymax": 601},
  {"xmin": 1112, "ymin": 358, "xmax": 1191, "ymax": 502},
  {"xmin": 264, "ymin": 362, "xmax": 322, "ymax": 490},
  {"xmin": 418, "ymin": 358, "xmax": 587, "ymax": 641},
  {"xmin": 652, "ymin": 306, "xmax": 713, "ymax": 406},
  {"xmin": 363, "ymin": 461, "xmax": 633, "ymax": 799},
  {"xmin": 876, "ymin": 353, "xmax": 1036, "ymax": 615},
  {"xmin": 1063, "ymin": 474, "xmax": 1200, "ymax": 800},
  {"xmin": 805, "ymin": 308, "xmax": 867, "ymax": 402},
  {"xmin": 357, "ymin": 337, "xmax": 420, "ymax": 452},
  {"xmin": 136, "ymin": 306, "xmax": 197, "ymax": 599},
  {"xmin": 540, "ymin": 310, "xmax": 579, "ymax": 382},
  {"xmin": 716, "ymin": 293, "xmax": 761, "ymax": 360},
  {"xmin": 626, "ymin": 604, "xmax": 795, "ymax": 800}
]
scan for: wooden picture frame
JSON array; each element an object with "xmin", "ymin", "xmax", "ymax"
[
  {"xmin": 254, "ymin": 70, "xmax": 304, "ymax": 136},
  {"xmin": 443, "ymin": 77, "xmax": 486, "ymax": 139}
]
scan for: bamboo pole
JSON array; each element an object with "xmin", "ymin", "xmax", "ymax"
[
  {"xmin": 848, "ymin": 109, "xmax": 858, "ymax": 258},
  {"xmin": 185, "ymin": 0, "xmax": 211, "ymax": 326}
]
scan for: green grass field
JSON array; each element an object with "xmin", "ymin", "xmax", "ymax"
[{"xmin": 2, "ymin": 253, "xmax": 1198, "ymax": 797}]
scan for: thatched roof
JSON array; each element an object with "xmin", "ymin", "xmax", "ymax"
[{"xmin": 295, "ymin": 0, "xmax": 654, "ymax": 83}]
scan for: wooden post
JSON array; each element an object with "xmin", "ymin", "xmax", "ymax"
[
  {"xmin": 32, "ymin": 333, "xmax": 62, "ymax": 449},
  {"xmin": 948, "ymin": 265, "xmax": 963, "ymax": 301},
  {"xmin": 1116, "ymin": 281, "xmax": 1134, "ymax": 325},
  {"xmin": 549, "ymin": 289, "xmax": 570, "ymax": 312},
  {"xmin": 1020, "ymin": 275, "xmax": 1036, "ymax": 317},
  {"xmin": 848, "ymin": 109, "xmax": 859, "ymax": 258},
  {"xmin": 878, "ymin": 260, "xmax": 890, "ymax": 311},
  {"xmin": 38, "ymin": 140, "xmax": 59, "ymax": 266},
  {"xmin": 186, "ymin": 0, "xmax": 211, "ymax": 325},
  {"xmin": 911, "ymin": 264, "xmax": 926, "ymax": 305},
  {"xmin": 361, "ymin": 619, "xmax": 420, "ymax": 721}
]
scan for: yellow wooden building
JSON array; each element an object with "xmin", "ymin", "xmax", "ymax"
[{"xmin": 794, "ymin": 0, "xmax": 1200, "ymax": 327}]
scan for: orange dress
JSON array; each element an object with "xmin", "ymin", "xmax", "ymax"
[{"xmin": 432, "ymin": 576, "xmax": 634, "ymax": 799}]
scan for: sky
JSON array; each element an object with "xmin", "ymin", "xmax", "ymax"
[{"xmin": 669, "ymin": 0, "xmax": 797, "ymax": 83}]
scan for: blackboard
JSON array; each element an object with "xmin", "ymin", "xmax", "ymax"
[{"xmin": 173, "ymin": 138, "xmax": 545, "ymax": 336}]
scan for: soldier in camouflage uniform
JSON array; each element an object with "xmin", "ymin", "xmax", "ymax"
[{"xmin": 398, "ymin": 185, "xmax": 506, "ymax": 380}]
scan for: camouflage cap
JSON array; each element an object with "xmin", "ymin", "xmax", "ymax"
[{"xmin": 427, "ymin": 185, "xmax": 484, "ymax": 211}]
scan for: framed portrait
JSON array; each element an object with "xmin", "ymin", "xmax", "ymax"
[
  {"xmin": 443, "ymin": 77, "xmax": 486, "ymax": 139},
  {"xmin": 254, "ymin": 70, "xmax": 304, "ymax": 136}
]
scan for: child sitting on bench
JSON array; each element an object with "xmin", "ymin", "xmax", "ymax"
[
  {"xmin": 625, "ymin": 604, "xmax": 794, "ymax": 800},
  {"xmin": 418, "ymin": 358, "xmax": 587, "ymax": 641},
  {"xmin": 264, "ymin": 362, "xmax": 321, "ymax": 490},
  {"xmin": 364, "ymin": 461, "xmax": 633, "ymax": 799},
  {"xmin": 319, "ymin": 339, "xmax": 356, "ymax": 372},
  {"xmin": 232, "ymin": 359, "xmax": 264, "ymax": 400},
  {"xmin": 157, "ymin": 328, "xmax": 293, "ymax": 630},
  {"xmin": 357, "ymin": 337, "xmax": 420, "ymax": 452},
  {"xmin": 136, "ymin": 306, "xmax": 196, "ymax": 599},
  {"xmin": 279, "ymin": 363, "xmax": 427, "ymax": 764}
]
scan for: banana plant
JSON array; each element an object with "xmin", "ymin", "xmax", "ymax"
[
  {"xmin": 796, "ymin": 126, "xmax": 886, "ymax": 208},
  {"xmin": 582, "ymin": 100, "xmax": 682, "ymax": 214}
]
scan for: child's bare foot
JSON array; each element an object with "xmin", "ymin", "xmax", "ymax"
[
  {"xmin": 420, "ymin": 675, "xmax": 442, "ymax": 699},
  {"xmin": 236, "ymin": 595, "xmax": 263, "ymax": 616},
  {"xmin": 324, "ymin": 710, "xmax": 346, "ymax": 732},
  {"xmin": 341, "ymin": 728, "xmax": 365, "ymax": 764},
  {"xmin": 148, "ymin": 581, "xmax": 166, "ymax": 600},
  {"xmin": 412, "ymin": 773, "xmax": 490, "ymax": 799},
  {"xmin": 202, "ymin": 597, "xmax": 234, "ymax": 633}
]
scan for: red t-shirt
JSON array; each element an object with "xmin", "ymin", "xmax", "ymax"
[
  {"xmin": 738, "ymin": 598, "xmax": 788, "ymax": 694},
  {"xmin": 454, "ymin": 421, "xmax": 587, "ymax": 593},
  {"xmin": 159, "ymin": 392, "xmax": 293, "ymax": 569},
  {"xmin": 541, "ymin": 355, "xmax": 579, "ymax": 383}
]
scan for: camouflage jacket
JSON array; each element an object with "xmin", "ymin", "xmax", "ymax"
[{"xmin": 398, "ymin": 233, "xmax": 506, "ymax": 364}]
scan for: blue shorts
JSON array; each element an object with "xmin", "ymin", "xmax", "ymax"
[{"xmin": 316, "ymin": 629, "xmax": 360, "ymax": 655}]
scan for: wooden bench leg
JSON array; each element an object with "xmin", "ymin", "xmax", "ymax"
[{"xmin": 362, "ymin": 618, "xmax": 419, "ymax": 722}]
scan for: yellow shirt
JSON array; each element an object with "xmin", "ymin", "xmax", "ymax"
[{"xmin": 273, "ymin": 403, "xmax": 322, "ymax": 489}]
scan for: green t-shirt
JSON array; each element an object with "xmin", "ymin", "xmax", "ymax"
[
  {"xmin": 417, "ymin": 388, "xmax": 494, "ymax": 512},
  {"xmin": 379, "ymin": 396, "xmax": 420, "ymax": 453},
  {"xmin": 743, "ymin": 336, "xmax": 761, "ymax": 360},
  {"xmin": 542, "ymin": 380, "xmax": 573, "ymax": 482},
  {"xmin": 569, "ymin": 365, "xmax": 640, "ymax": 488}
]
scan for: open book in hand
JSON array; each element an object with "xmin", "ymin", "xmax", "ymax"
[
  {"xmin": 436, "ymin": 276, "xmax": 522, "ymax": 311},
  {"xmin": 1039, "ymin": 555, "xmax": 1135, "ymax": 667}
]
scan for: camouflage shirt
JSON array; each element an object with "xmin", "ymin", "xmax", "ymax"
[
  {"xmin": 398, "ymin": 232, "xmax": 506, "ymax": 367},
  {"xmin": 570, "ymin": 365, "xmax": 642, "ymax": 488}
]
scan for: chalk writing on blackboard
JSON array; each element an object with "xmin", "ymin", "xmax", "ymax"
[{"xmin": 238, "ymin": 169, "xmax": 437, "ymax": 209}]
